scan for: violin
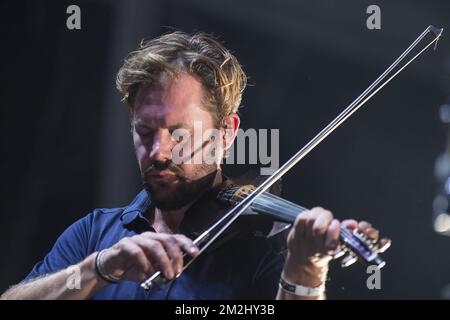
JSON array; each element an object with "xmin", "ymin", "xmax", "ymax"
[
  {"xmin": 140, "ymin": 25, "xmax": 444, "ymax": 290},
  {"xmin": 217, "ymin": 180, "xmax": 391, "ymax": 266},
  {"xmin": 182, "ymin": 169, "xmax": 392, "ymax": 267}
]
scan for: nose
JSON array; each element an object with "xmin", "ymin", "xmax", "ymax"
[{"xmin": 149, "ymin": 129, "xmax": 173, "ymax": 162}]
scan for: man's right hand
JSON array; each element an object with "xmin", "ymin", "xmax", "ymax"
[
  {"xmin": 0, "ymin": 232, "xmax": 200, "ymax": 300},
  {"xmin": 99, "ymin": 232, "xmax": 200, "ymax": 282}
]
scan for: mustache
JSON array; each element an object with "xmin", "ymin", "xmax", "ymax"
[
  {"xmin": 143, "ymin": 161, "xmax": 185, "ymax": 179},
  {"xmin": 142, "ymin": 136, "xmax": 216, "ymax": 183}
]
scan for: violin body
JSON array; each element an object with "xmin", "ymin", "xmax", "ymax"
[{"xmin": 216, "ymin": 174, "xmax": 390, "ymax": 269}]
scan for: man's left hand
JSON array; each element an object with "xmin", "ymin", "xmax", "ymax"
[{"xmin": 282, "ymin": 207, "xmax": 380, "ymax": 288}]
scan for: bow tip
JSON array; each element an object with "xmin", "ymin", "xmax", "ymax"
[{"xmin": 429, "ymin": 25, "xmax": 444, "ymax": 37}]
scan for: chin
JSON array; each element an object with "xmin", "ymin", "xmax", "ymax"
[
  {"xmin": 146, "ymin": 183, "xmax": 185, "ymax": 208},
  {"xmin": 147, "ymin": 183, "xmax": 175, "ymax": 198}
]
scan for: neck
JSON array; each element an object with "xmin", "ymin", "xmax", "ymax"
[{"xmin": 152, "ymin": 169, "xmax": 224, "ymax": 234}]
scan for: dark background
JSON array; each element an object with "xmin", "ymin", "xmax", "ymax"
[{"xmin": 1, "ymin": 0, "xmax": 450, "ymax": 299}]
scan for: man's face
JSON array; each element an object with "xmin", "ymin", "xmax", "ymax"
[{"xmin": 132, "ymin": 73, "xmax": 221, "ymax": 210}]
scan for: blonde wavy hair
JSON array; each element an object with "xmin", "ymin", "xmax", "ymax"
[{"xmin": 116, "ymin": 31, "xmax": 247, "ymax": 126}]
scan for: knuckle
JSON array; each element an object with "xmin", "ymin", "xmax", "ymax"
[
  {"xmin": 130, "ymin": 234, "xmax": 142, "ymax": 242},
  {"xmin": 119, "ymin": 236, "xmax": 131, "ymax": 245},
  {"xmin": 148, "ymin": 240, "xmax": 163, "ymax": 252},
  {"xmin": 312, "ymin": 225, "xmax": 326, "ymax": 235},
  {"xmin": 359, "ymin": 220, "xmax": 372, "ymax": 228},
  {"xmin": 293, "ymin": 215, "xmax": 305, "ymax": 229},
  {"xmin": 164, "ymin": 235, "xmax": 177, "ymax": 246},
  {"xmin": 306, "ymin": 216, "xmax": 316, "ymax": 227},
  {"xmin": 127, "ymin": 247, "xmax": 142, "ymax": 259},
  {"xmin": 295, "ymin": 212, "xmax": 306, "ymax": 222},
  {"xmin": 156, "ymin": 233, "xmax": 169, "ymax": 240},
  {"xmin": 140, "ymin": 231, "xmax": 154, "ymax": 239},
  {"xmin": 116, "ymin": 237, "xmax": 131, "ymax": 250},
  {"xmin": 175, "ymin": 234, "xmax": 190, "ymax": 242},
  {"xmin": 324, "ymin": 210, "xmax": 333, "ymax": 219}
]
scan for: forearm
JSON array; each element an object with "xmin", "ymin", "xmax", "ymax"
[{"xmin": 1, "ymin": 253, "xmax": 108, "ymax": 300}]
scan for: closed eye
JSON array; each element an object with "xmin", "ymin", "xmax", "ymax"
[
  {"xmin": 135, "ymin": 125, "xmax": 155, "ymax": 138},
  {"xmin": 138, "ymin": 129, "xmax": 154, "ymax": 137}
]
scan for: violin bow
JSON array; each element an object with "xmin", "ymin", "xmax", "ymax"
[{"xmin": 141, "ymin": 25, "xmax": 444, "ymax": 290}]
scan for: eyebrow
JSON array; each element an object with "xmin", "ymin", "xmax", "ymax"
[
  {"xmin": 133, "ymin": 121, "xmax": 190, "ymax": 131},
  {"xmin": 168, "ymin": 124, "xmax": 189, "ymax": 131}
]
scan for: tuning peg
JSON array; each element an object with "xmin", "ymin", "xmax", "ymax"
[
  {"xmin": 376, "ymin": 238, "xmax": 391, "ymax": 253},
  {"xmin": 332, "ymin": 246, "xmax": 346, "ymax": 260},
  {"xmin": 355, "ymin": 227, "xmax": 380, "ymax": 244},
  {"xmin": 341, "ymin": 253, "xmax": 357, "ymax": 268}
]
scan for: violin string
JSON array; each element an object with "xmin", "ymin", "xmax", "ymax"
[
  {"xmin": 232, "ymin": 193, "xmax": 301, "ymax": 212},
  {"xmin": 233, "ymin": 193, "xmax": 304, "ymax": 220},
  {"xmin": 231, "ymin": 190, "xmax": 373, "ymax": 247},
  {"xmin": 254, "ymin": 198, "xmax": 305, "ymax": 216},
  {"xmin": 236, "ymin": 192, "xmax": 358, "ymax": 240}
]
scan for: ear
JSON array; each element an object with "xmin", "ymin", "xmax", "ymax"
[{"xmin": 221, "ymin": 113, "xmax": 240, "ymax": 152}]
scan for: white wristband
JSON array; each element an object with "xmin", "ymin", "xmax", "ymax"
[{"xmin": 279, "ymin": 276, "xmax": 326, "ymax": 297}]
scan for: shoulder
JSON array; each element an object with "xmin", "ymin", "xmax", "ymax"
[
  {"xmin": 66, "ymin": 189, "xmax": 151, "ymax": 249},
  {"xmin": 63, "ymin": 207, "xmax": 124, "ymax": 240},
  {"xmin": 83, "ymin": 206, "xmax": 126, "ymax": 227},
  {"xmin": 51, "ymin": 206, "xmax": 125, "ymax": 252}
]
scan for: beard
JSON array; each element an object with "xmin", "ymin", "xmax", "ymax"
[{"xmin": 142, "ymin": 162, "xmax": 219, "ymax": 211}]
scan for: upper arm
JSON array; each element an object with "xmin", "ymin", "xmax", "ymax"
[{"xmin": 22, "ymin": 213, "xmax": 92, "ymax": 282}]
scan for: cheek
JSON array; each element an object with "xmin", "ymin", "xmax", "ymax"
[
  {"xmin": 177, "ymin": 162, "xmax": 196, "ymax": 176},
  {"xmin": 135, "ymin": 145, "xmax": 148, "ymax": 161},
  {"xmin": 133, "ymin": 136, "xmax": 149, "ymax": 164},
  {"xmin": 179, "ymin": 161, "xmax": 212, "ymax": 179}
]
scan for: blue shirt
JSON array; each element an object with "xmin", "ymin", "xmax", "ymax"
[{"xmin": 23, "ymin": 189, "xmax": 284, "ymax": 299}]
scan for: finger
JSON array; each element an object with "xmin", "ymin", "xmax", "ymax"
[
  {"xmin": 173, "ymin": 234, "xmax": 200, "ymax": 257},
  {"xmin": 155, "ymin": 234, "xmax": 184, "ymax": 275},
  {"xmin": 122, "ymin": 239, "xmax": 154, "ymax": 280},
  {"xmin": 324, "ymin": 219, "xmax": 341, "ymax": 253},
  {"xmin": 135, "ymin": 237, "xmax": 175, "ymax": 279},
  {"xmin": 293, "ymin": 211, "xmax": 308, "ymax": 240},
  {"xmin": 376, "ymin": 238, "xmax": 392, "ymax": 253},
  {"xmin": 341, "ymin": 219, "xmax": 358, "ymax": 230},
  {"xmin": 311, "ymin": 210, "xmax": 333, "ymax": 253},
  {"xmin": 363, "ymin": 227, "xmax": 380, "ymax": 242},
  {"xmin": 358, "ymin": 221, "xmax": 372, "ymax": 233},
  {"xmin": 305, "ymin": 207, "xmax": 323, "ymax": 242},
  {"xmin": 141, "ymin": 232, "xmax": 199, "ymax": 257}
]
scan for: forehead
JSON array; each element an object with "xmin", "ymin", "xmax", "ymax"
[{"xmin": 133, "ymin": 73, "xmax": 214, "ymax": 127}]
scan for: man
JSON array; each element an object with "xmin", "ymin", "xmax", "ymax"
[{"xmin": 1, "ymin": 31, "xmax": 378, "ymax": 300}]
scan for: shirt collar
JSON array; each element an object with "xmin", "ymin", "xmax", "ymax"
[{"xmin": 120, "ymin": 189, "xmax": 154, "ymax": 234}]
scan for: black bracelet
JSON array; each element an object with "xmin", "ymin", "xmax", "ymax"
[{"xmin": 94, "ymin": 250, "xmax": 121, "ymax": 283}]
